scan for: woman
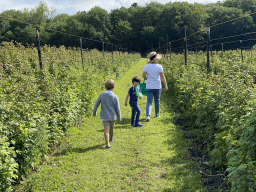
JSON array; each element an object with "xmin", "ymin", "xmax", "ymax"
[{"xmin": 142, "ymin": 51, "xmax": 168, "ymax": 122}]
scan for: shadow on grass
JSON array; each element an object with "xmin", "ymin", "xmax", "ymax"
[
  {"xmin": 53, "ymin": 144, "xmax": 104, "ymax": 157},
  {"xmin": 115, "ymin": 118, "xmax": 132, "ymax": 129}
]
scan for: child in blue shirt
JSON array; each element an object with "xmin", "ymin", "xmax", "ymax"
[{"xmin": 125, "ymin": 76, "xmax": 143, "ymax": 127}]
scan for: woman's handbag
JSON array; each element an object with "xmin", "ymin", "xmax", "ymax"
[{"xmin": 138, "ymin": 79, "xmax": 147, "ymax": 96}]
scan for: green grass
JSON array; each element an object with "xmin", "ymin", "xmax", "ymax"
[{"xmin": 15, "ymin": 59, "xmax": 207, "ymax": 191}]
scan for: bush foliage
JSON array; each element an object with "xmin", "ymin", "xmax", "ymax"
[
  {"xmin": 0, "ymin": 41, "xmax": 140, "ymax": 191},
  {"xmin": 162, "ymin": 50, "xmax": 256, "ymax": 191}
]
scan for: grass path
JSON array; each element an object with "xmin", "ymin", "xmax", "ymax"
[{"xmin": 17, "ymin": 59, "xmax": 207, "ymax": 191}]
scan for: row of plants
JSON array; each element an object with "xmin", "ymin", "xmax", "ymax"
[
  {"xmin": 0, "ymin": 41, "xmax": 141, "ymax": 191},
  {"xmin": 162, "ymin": 49, "xmax": 256, "ymax": 191}
]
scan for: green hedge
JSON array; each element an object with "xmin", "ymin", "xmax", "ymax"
[
  {"xmin": 0, "ymin": 41, "xmax": 140, "ymax": 191},
  {"xmin": 162, "ymin": 50, "xmax": 256, "ymax": 191}
]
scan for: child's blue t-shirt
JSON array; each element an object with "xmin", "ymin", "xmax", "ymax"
[{"xmin": 128, "ymin": 86, "xmax": 141, "ymax": 104}]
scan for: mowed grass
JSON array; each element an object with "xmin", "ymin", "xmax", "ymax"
[{"xmin": 15, "ymin": 59, "xmax": 207, "ymax": 191}]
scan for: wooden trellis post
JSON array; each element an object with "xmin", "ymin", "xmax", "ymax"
[
  {"xmin": 206, "ymin": 27, "xmax": 210, "ymax": 73},
  {"xmin": 102, "ymin": 41, "xmax": 105, "ymax": 57},
  {"xmin": 80, "ymin": 38, "xmax": 84, "ymax": 70},
  {"xmin": 240, "ymin": 40, "xmax": 243, "ymax": 61},
  {"xmin": 184, "ymin": 26, "xmax": 187, "ymax": 66},
  {"xmin": 169, "ymin": 42, "xmax": 171, "ymax": 60},
  {"xmin": 36, "ymin": 30, "xmax": 43, "ymax": 70}
]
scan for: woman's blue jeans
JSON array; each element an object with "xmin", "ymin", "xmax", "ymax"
[
  {"xmin": 146, "ymin": 89, "xmax": 161, "ymax": 117},
  {"xmin": 130, "ymin": 103, "xmax": 141, "ymax": 124}
]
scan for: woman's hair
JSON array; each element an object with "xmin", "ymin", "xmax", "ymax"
[
  {"xmin": 105, "ymin": 79, "xmax": 115, "ymax": 90},
  {"xmin": 132, "ymin": 76, "xmax": 141, "ymax": 84}
]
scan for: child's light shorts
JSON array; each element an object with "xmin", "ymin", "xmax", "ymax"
[{"xmin": 103, "ymin": 120, "xmax": 115, "ymax": 126}]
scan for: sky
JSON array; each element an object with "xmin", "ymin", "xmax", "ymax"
[{"xmin": 0, "ymin": 0, "xmax": 222, "ymax": 15}]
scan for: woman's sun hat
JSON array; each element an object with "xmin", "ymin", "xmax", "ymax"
[{"xmin": 148, "ymin": 51, "xmax": 162, "ymax": 63}]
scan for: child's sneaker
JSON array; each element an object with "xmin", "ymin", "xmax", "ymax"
[
  {"xmin": 110, "ymin": 137, "xmax": 114, "ymax": 142},
  {"xmin": 131, "ymin": 123, "xmax": 136, "ymax": 127},
  {"xmin": 155, "ymin": 115, "xmax": 160, "ymax": 118},
  {"xmin": 106, "ymin": 145, "xmax": 111, "ymax": 149},
  {"xmin": 135, "ymin": 122, "xmax": 143, "ymax": 127},
  {"xmin": 146, "ymin": 116, "xmax": 150, "ymax": 122}
]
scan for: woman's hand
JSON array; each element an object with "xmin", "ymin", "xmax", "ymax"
[
  {"xmin": 160, "ymin": 72, "xmax": 168, "ymax": 91},
  {"xmin": 142, "ymin": 72, "xmax": 147, "ymax": 79}
]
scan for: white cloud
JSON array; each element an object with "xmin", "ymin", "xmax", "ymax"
[
  {"xmin": 42, "ymin": 0, "xmax": 110, "ymax": 14},
  {"xmin": 42, "ymin": 0, "xmax": 175, "ymax": 15},
  {"xmin": 0, "ymin": 0, "xmax": 221, "ymax": 15},
  {"xmin": 42, "ymin": 0, "xmax": 125, "ymax": 14},
  {"xmin": 0, "ymin": 0, "xmax": 37, "ymax": 13}
]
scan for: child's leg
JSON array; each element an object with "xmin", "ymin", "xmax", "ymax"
[
  {"xmin": 131, "ymin": 106, "xmax": 136, "ymax": 125},
  {"xmin": 103, "ymin": 121, "xmax": 110, "ymax": 146},
  {"xmin": 109, "ymin": 121, "xmax": 115, "ymax": 141},
  {"xmin": 104, "ymin": 125, "xmax": 110, "ymax": 146},
  {"xmin": 134, "ymin": 104, "xmax": 141, "ymax": 124}
]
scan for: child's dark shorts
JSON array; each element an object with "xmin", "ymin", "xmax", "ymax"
[{"xmin": 103, "ymin": 120, "xmax": 115, "ymax": 126}]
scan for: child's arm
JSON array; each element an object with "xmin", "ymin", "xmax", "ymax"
[
  {"xmin": 114, "ymin": 97, "xmax": 121, "ymax": 121},
  {"xmin": 93, "ymin": 95, "xmax": 101, "ymax": 116},
  {"xmin": 125, "ymin": 93, "xmax": 130, "ymax": 106}
]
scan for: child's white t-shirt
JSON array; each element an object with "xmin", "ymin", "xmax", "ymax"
[{"xmin": 143, "ymin": 63, "xmax": 163, "ymax": 89}]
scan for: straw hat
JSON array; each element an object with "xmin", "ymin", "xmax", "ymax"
[{"xmin": 148, "ymin": 52, "xmax": 162, "ymax": 63}]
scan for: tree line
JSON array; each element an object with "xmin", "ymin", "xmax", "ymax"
[{"xmin": 0, "ymin": 0, "xmax": 256, "ymax": 54}]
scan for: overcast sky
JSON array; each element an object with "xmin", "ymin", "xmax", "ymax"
[{"xmin": 0, "ymin": 0, "xmax": 222, "ymax": 15}]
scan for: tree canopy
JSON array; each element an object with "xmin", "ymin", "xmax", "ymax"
[{"xmin": 0, "ymin": 0, "xmax": 255, "ymax": 53}]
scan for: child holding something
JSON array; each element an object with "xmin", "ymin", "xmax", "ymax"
[
  {"xmin": 93, "ymin": 79, "xmax": 121, "ymax": 149},
  {"xmin": 125, "ymin": 76, "xmax": 143, "ymax": 127}
]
